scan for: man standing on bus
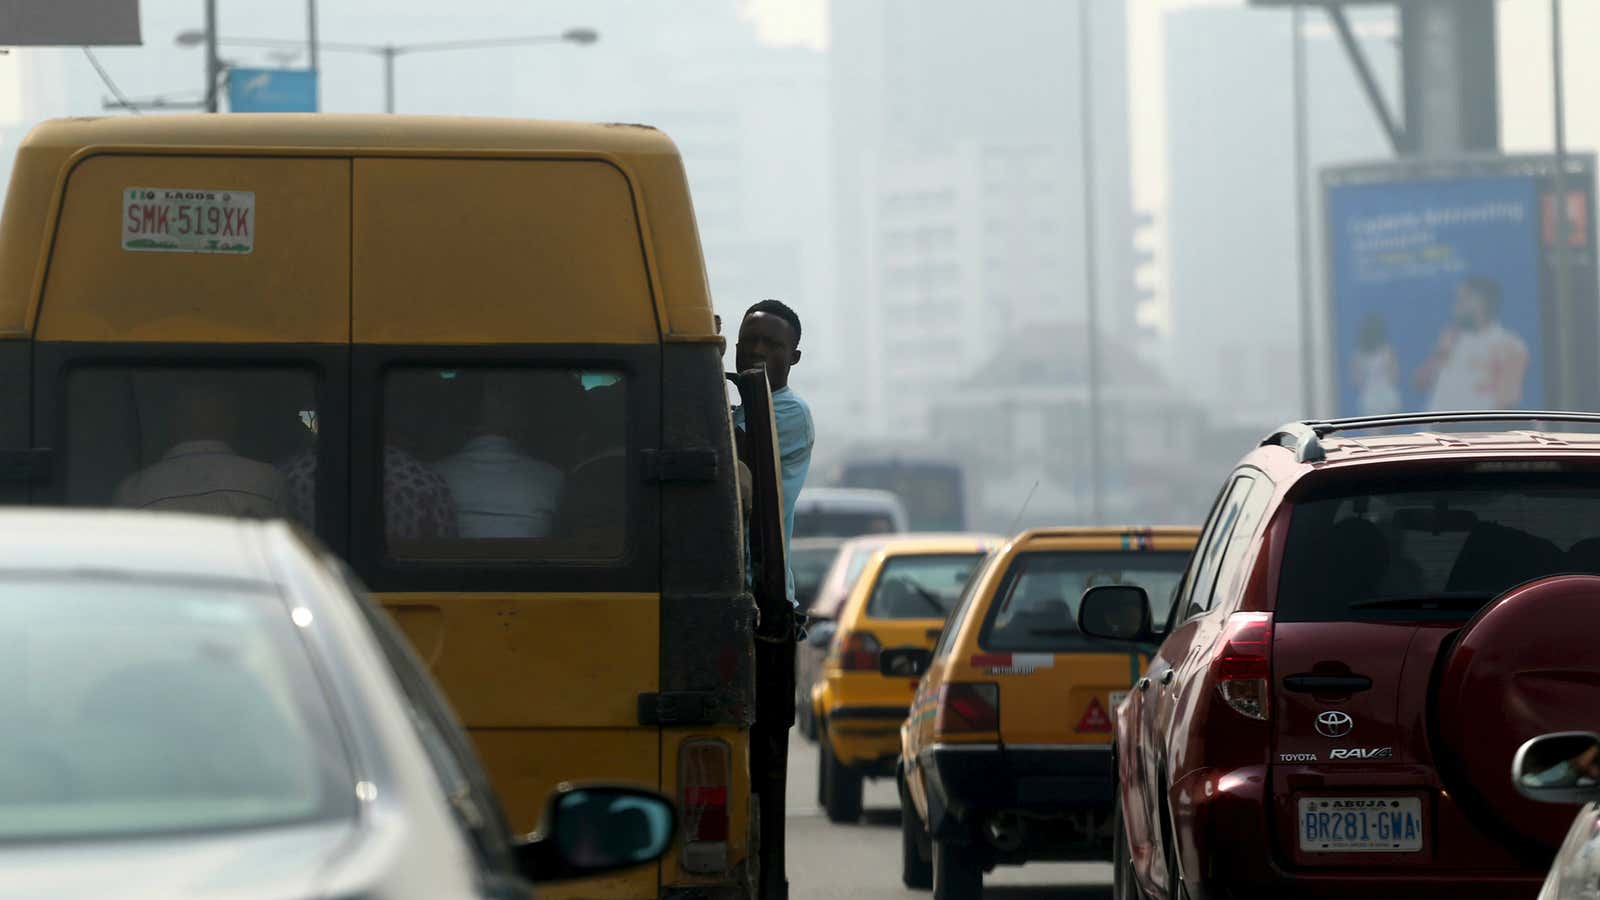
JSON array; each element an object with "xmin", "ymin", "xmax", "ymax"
[{"xmin": 733, "ymin": 299, "xmax": 814, "ymax": 608}]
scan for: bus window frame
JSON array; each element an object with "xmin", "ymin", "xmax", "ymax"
[
  {"xmin": 349, "ymin": 343, "xmax": 662, "ymax": 594},
  {"xmin": 32, "ymin": 341, "xmax": 351, "ymax": 556}
]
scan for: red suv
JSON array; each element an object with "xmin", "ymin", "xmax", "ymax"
[{"xmin": 1078, "ymin": 412, "xmax": 1600, "ymax": 900}]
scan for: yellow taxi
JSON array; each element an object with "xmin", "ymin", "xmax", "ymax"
[
  {"xmin": 815, "ymin": 534, "xmax": 1003, "ymax": 824},
  {"xmin": 894, "ymin": 527, "xmax": 1200, "ymax": 899}
]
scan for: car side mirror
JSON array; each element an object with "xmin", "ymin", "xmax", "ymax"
[
  {"xmin": 806, "ymin": 619, "xmax": 837, "ymax": 648},
  {"xmin": 880, "ymin": 646, "xmax": 933, "ymax": 678},
  {"xmin": 1077, "ymin": 584, "xmax": 1155, "ymax": 644},
  {"xmin": 1513, "ymin": 732, "xmax": 1600, "ymax": 804},
  {"xmin": 515, "ymin": 784, "xmax": 677, "ymax": 884}
]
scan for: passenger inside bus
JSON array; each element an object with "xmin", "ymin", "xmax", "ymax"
[
  {"xmin": 380, "ymin": 367, "xmax": 628, "ymax": 560},
  {"xmin": 112, "ymin": 378, "xmax": 288, "ymax": 519},
  {"xmin": 432, "ymin": 377, "xmax": 565, "ymax": 539},
  {"xmin": 279, "ymin": 444, "xmax": 459, "ymax": 542}
]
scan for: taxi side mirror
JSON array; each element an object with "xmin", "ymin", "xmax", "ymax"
[
  {"xmin": 880, "ymin": 647, "xmax": 933, "ymax": 678},
  {"xmin": 806, "ymin": 619, "xmax": 837, "ymax": 648},
  {"xmin": 1513, "ymin": 732, "xmax": 1600, "ymax": 805},
  {"xmin": 1077, "ymin": 585, "xmax": 1155, "ymax": 644},
  {"xmin": 515, "ymin": 784, "xmax": 677, "ymax": 884}
]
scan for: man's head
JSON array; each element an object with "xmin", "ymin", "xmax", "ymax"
[
  {"xmin": 476, "ymin": 376, "xmax": 526, "ymax": 438},
  {"xmin": 1455, "ymin": 276, "xmax": 1503, "ymax": 331},
  {"xmin": 171, "ymin": 377, "xmax": 236, "ymax": 444},
  {"xmin": 735, "ymin": 299, "xmax": 802, "ymax": 391}
]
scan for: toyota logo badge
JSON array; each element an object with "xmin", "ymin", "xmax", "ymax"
[{"xmin": 1315, "ymin": 711, "xmax": 1353, "ymax": 739}]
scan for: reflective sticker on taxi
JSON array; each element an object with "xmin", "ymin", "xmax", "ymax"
[
  {"xmin": 971, "ymin": 652, "xmax": 1054, "ymax": 675},
  {"xmin": 1076, "ymin": 697, "xmax": 1113, "ymax": 733}
]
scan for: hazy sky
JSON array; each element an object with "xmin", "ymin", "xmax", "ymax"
[{"xmin": 752, "ymin": 0, "xmax": 1600, "ymax": 214}]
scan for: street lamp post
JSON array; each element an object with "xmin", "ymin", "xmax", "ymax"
[
  {"xmin": 1550, "ymin": 0, "xmax": 1577, "ymax": 407},
  {"xmin": 179, "ymin": 28, "xmax": 599, "ymax": 114},
  {"xmin": 1078, "ymin": 0, "xmax": 1105, "ymax": 524},
  {"xmin": 307, "ymin": 0, "xmax": 320, "ymax": 108},
  {"xmin": 203, "ymin": 0, "xmax": 220, "ymax": 112},
  {"xmin": 1292, "ymin": 1, "xmax": 1315, "ymax": 416}
]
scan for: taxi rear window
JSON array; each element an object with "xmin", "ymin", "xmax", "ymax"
[
  {"xmin": 866, "ymin": 553, "xmax": 986, "ymax": 620},
  {"xmin": 980, "ymin": 551, "xmax": 1189, "ymax": 652}
]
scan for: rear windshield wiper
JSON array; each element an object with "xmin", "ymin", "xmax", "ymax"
[
  {"xmin": 1349, "ymin": 594, "xmax": 1490, "ymax": 611},
  {"xmin": 909, "ymin": 585, "xmax": 948, "ymax": 615}
]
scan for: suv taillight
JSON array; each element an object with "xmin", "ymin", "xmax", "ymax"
[
  {"xmin": 1214, "ymin": 611, "xmax": 1273, "ymax": 720},
  {"xmin": 837, "ymin": 631, "xmax": 883, "ymax": 671},
  {"xmin": 679, "ymin": 739, "xmax": 730, "ymax": 874},
  {"xmin": 935, "ymin": 682, "xmax": 999, "ymax": 734}
]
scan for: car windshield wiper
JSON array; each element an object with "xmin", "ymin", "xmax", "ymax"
[
  {"xmin": 1349, "ymin": 594, "xmax": 1490, "ymax": 611},
  {"xmin": 909, "ymin": 585, "xmax": 948, "ymax": 615}
]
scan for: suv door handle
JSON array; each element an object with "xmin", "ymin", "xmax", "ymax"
[
  {"xmin": 1160, "ymin": 669, "xmax": 1176, "ymax": 686},
  {"xmin": 1283, "ymin": 674, "xmax": 1371, "ymax": 694}
]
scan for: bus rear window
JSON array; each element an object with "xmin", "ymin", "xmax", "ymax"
[
  {"xmin": 382, "ymin": 366, "xmax": 628, "ymax": 561},
  {"xmin": 64, "ymin": 366, "xmax": 316, "ymax": 523}
]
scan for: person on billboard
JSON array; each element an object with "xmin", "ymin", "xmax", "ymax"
[
  {"xmin": 1415, "ymin": 276, "xmax": 1530, "ymax": 411},
  {"xmin": 1352, "ymin": 313, "xmax": 1403, "ymax": 415}
]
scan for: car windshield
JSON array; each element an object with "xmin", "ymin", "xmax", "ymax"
[
  {"xmin": 982, "ymin": 551, "xmax": 1190, "ymax": 651},
  {"xmin": 0, "ymin": 576, "xmax": 354, "ymax": 841},
  {"xmin": 1279, "ymin": 473, "xmax": 1600, "ymax": 621},
  {"xmin": 791, "ymin": 545, "xmax": 842, "ymax": 607},
  {"xmin": 866, "ymin": 553, "xmax": 986, "ymax": 619}
]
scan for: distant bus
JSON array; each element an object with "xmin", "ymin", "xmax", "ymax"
[{"xmin": 836, "ymin": 458, "xmax": 965, "ymax": 532}]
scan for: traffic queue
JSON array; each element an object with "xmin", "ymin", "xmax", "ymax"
[
  {"xmin": 4, "ymin": 109, "xmax": 1600, "ymax": 900},
  {"xmin": 798, "ymin": 413, "xmax": 1600, "ymax": 900}
]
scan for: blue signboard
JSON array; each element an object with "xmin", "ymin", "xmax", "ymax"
[
  {"xmin": 1328, "ymin": 174, "xmax": 1544, "ymax": 415},
  {"xmin": 227, "ymin": 68, "xmax": 318, "ymax": 113}
]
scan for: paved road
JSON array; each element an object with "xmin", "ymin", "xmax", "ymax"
[{"xmin": 783, "ymin": 733, "xmax": 1113, "ymax": 899}]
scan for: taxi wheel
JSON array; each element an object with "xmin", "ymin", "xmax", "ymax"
[
  {"xmin": 798, "ymin": 701, "xmax": 817, "ymax": 741},
  {"xmin": 816, "ymin": 732, "xmax": 828, "ymax": 808},
  {"xmin": 899, "ymin": 774, "xmax": 932, "ymax": 889},
  {"xmin": 931, "ymin": 838, "xmax": 982, "ymax": 900},
  {"xmin": 821, "ymin": 737, "xmax": 863, "ymax": 823}
]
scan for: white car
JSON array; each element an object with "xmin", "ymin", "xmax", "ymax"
[
  {"xmin": 0, "ymin": 510, "xmax": 673, "ymax": 899},
  {"xmin": 793, "ymin": 487, "xmax": 909, "ymax": 538},
  {"xmin": 1514, "ymin": 731, "xmax": 1600, "ymax": 900}
]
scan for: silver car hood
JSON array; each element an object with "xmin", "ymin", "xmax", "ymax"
[{"xmin": 0, "ymin": 820, "xmax": 355, "ymax": 900}]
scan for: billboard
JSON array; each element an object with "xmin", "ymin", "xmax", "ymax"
[
  {"xmin": 227, "ymin": 69, "xmax": 318, "ymax": 113},
  {"xmin": 1325, "ymin": 157, "xmax": 1599, "ymax": 416}
]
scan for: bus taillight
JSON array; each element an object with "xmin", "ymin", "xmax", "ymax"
[{"xmin": 679, "ymin": 739, "xmax": 731, "ymax": 874}]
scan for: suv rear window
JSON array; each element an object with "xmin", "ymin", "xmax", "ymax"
[
  {"xmin": 865, "ymin": 553, "xmax": 986, "ymax": 619},
  {"xmin": 1279, "ymin": 472, "xmax": 1600, "ymax": 621},
  {"xmin": 982, "ymin": 551, "xmax": 1190, "ymax": 651}
]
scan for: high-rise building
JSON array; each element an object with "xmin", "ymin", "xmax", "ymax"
[
  {"xmin": 829, "ymin": 0, "xmax": 1137, "ymax": 439},
  {"xmin": 1164, "ymin": 7, "xmax": 1397, "ymax": 426}
]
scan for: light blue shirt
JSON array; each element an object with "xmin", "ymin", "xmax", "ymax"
[{"xmin": 734, "ymin": 386, "xmax": 815, "ymax": 607}]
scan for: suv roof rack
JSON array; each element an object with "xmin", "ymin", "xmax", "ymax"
[{"xmin": 1261, "ymin": 410, "xmax": 1600, "ymax": 463}]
